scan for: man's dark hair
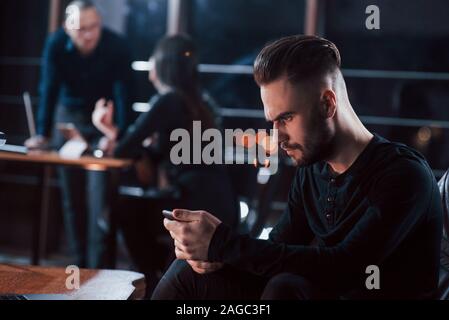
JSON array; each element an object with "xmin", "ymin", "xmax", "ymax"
[{"xmin": 254, "ymin": 35, "xmax": 341, "ymax": 86}]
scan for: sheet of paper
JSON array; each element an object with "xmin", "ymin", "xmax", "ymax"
[{"xmin": 58, "ymin": 138, "xmax": 88, "ymax": 159}]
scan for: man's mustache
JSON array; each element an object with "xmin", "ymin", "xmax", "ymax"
[{"xmin": 280, "ymin": 141, "xmax": 303, "ymax": 151}]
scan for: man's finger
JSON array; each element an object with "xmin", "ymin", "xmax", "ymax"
[
  {"xmin": 187, "ymin": 260, "xmax": 221, "ymax": 274},
  {"xmin": 186, "ymin": 260, "xmax": 207, "ymax": 273},
  {"xmin": 187, "ymin": 259, "xmax": 202, "ymax": 269},
  {"xmin": 173, "ymin": 209, "xmax": 206, "ymax": 222},
  {"xmin": 163, "ymin": 218, "xmax": 184, "ymax": 233},
  {"xmin": 169, "ymin": 232, "xmax": 185, "ymax": 250},
  {"xmin": 187, "ymin": 260, "xmax": 198, "ymax": 267},
  {"xmin": 190, "ymin": 266, "xmax": 207, "ymax": 274},
  {"xmin": 174, "ymin": 239, "xmax": 188, "ymax": 253},
  {"xmin": 175, "ymin": 246, "xmax": 190, "ymax": 260},
  {"xmin": 168, "ymin": 230, "xmax": 187, "ymax": 249},
  {"xmin": 189, "ymin": 260, "xmax": 215, "ymax": 270},
  {"xmin": 189, "ymin": 265, "xmax": 207, "ymax": 274}
]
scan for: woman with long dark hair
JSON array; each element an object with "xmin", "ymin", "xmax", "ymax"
[{"xmin": 92, "ymin": 34, "xmax": 238, "ymax": 295}]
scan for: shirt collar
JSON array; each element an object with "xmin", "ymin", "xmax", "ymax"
[
  {"xmin": 315, "ymin": 133, "xmax": 380, "ymax": 182},
  {"xmin": 65, "ymin": 36, "xmax": 76, "ymax": 52}
]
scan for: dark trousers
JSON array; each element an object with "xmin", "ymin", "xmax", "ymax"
[
  {"xmin": 53, "ymin": 105, "xmax": 114, "ymax": 268},
  {"xmin": 58, "ymin": 167, "xmax": 113, "ymax": 268},
  {"xmin": 151, "ymin": 259, "xmax": 338, "ymax": 300},
  {"xmin": 118, "ymin": 195, "xmax": 173, "ymax": 295}
]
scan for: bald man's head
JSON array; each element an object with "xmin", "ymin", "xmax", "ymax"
[{"xmin": 64, "ymin": 0, "xmax": 102, "ymax": 56}]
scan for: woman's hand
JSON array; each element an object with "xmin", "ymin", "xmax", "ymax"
[
  {"xmin": 92, "ymin": 98, "xmax": 118, "ymax": 140},
  {"xmin": 97, "ymin": 136, "xmax": 116, "ymax": 157}
]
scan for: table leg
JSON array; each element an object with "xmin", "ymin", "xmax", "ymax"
[
  {"xmin": 108, "ymin": 169, "xmax": 120, "ymax": 268},
  {"xmin": 32, "ymin": 165, "xmax": 52, "ymax": 265}
]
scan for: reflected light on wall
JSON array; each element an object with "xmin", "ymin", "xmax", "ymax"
[
  {"xmin": 239, "ymin": 201, "xmax": 249, "ymax": 221},
  {"xmin": 131, "ymin": 60, "xmax": 152, "ymax": 71},
  {"xmin": 132, "ymin": 102, "xmax": 151, "ymax": 113},
  {"xmin": 258, "ymin": 227, "xmax": 273, "ymax": 240},
  {"xmin": 417, "ymin": 126, "xmax": 432, "ymax": 143}
]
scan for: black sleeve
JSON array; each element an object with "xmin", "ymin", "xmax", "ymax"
[
  {"xmin": 268, "ymin": 168, "xmax": 315, "ymax": 245},
  {"xmin": 112, "ymin": 41, "xmax": 134, "ymax": 132},
  {"xmin": 208, "ymin": 159, "xmax": 435, "ymax": 287},
  {"xmin": 36, "ymin": 34, "xmax": 61, "ymax": 137},
  {"xmin": 113, "ymin": 93, "xmax": 184, "ymax": 159}
]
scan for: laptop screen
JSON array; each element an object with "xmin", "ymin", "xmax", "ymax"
[{"xmin": 0, "ymin": 132, "xmax": 6, "ymax": 146}]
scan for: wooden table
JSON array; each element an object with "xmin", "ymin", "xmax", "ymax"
[
  {"xmin": 0, "ymin": 150, "xmax": 131, "ymax": 170},
  {"xmin": 0, "ymin": 264, "xmax": 145, "ymax": 300},
  {"xmin": 0, "ymin": 151, "xmax": 132, "ymax": 265}
]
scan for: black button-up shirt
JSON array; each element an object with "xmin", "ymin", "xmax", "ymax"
[
  {"xmin": 209, "ymin": 133, "xmax": 443, "ymax": 299},
  {"xmin": 37, "ymin": 28, "xmax": 133, "ymax": 138}
]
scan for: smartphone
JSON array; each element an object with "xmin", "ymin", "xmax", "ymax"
[{"xmin": 162, "ymin": 210, "xmax": 176, "ymax": 221}]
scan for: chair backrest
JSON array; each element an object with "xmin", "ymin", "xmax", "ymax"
[{"xmin": 437, "ymin": 170, "xmax": 449, "ymax": 299}]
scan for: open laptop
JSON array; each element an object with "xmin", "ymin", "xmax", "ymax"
[
  {"xmin": 0, "ymin": 294, "xmax": 70, "ymax": 300},
  {"xmin": 0, "ymin": 132, "xmax": 5, "ymax": 146},
  {"xmin": 0, "ymin": 92, "xmax": 33, "ymax": 154},
  {"xmin": 0, "ymin": 131, "xmax": 27, "ymax": 153}
]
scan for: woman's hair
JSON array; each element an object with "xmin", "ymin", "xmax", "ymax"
[{"xmin": 152, "ymin": 34, "xmax": 215, "ymax": 129}]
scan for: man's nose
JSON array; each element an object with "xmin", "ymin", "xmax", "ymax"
[
  {"xmin": 84, "ymin": 31, "xmax": 93, "ymax": 40},
  {"xmin": 273, "ymin": 123, "xmax": 287, "ymax": 142},
  {"xmin": 277, "ymin": 131, "xmax": 289, "ymax": 146}
]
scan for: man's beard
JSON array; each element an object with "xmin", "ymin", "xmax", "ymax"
[{"xmin": 284, "ymin": 110, "xmax": 335, "ymax": 167}]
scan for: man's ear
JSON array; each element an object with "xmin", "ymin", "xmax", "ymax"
[
  {"xmin": 62, "ymin": 20, "xmax": 72, "ymax": 36},
  {"xmin": 321, "ymin": 89, "xmax": 337, "ymax": 118}
]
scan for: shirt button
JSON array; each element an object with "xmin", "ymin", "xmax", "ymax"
[
  {"xmin": 327, "ymin": 197, "xmax": 334, "ymax": 202},
  {"xmin": 330, "ymin": 178, "xmax": 336, "ymax": 183},
  {"xmin": 326, "ymin": 213, "xmax": 331, "ymax": 220}
]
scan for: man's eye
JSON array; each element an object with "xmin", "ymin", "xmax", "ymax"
[{"xmin": 284, "ymin": 115, "xmax": 293, "ymax": 122}]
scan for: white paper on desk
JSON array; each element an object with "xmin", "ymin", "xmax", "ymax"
[{"xmin": 58, "ymin": 138, "xmax": 88, "ymax": 159}]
